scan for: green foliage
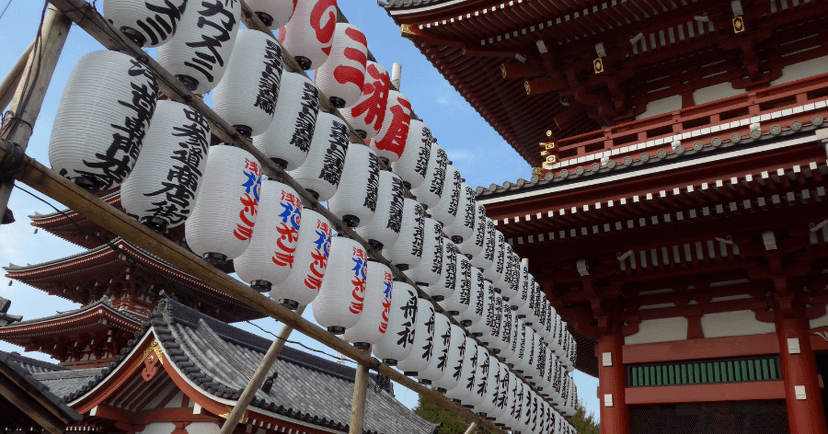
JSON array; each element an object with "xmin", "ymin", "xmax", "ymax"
[
  {"xmin": 570, "ymin": 399, "xmax": 600, "ymax": 434},
  {"xmin": 413, "ymin": 395, "xmax": 498, "ymax": 434}
]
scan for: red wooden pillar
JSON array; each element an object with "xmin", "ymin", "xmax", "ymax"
[
  {"xmin": 597, "ymin": 313, "xmax": 630, "ymax": 434},
  {"xmin": 775, "ymin": 290, "xmax": 828, "ymax": 433}
]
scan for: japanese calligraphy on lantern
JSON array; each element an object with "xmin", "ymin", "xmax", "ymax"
[
  {"xmin": 233, "ymin": 158, "xmax": 262, "ymax": 241},
  {"xmin": 349, "ymin": 247, "xmax": 368, "ymax": 315},
  {"xmin": 305, "ymin": 219, "xmax": 332, "ymax": 290},
  {"xmin": 271, "ymin": 189, "xmax": 302, "ymax": 267}
]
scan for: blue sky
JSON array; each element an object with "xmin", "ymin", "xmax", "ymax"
[{"xmin": 0, "ymin": 0, "xmax": 599, "ymax": 421}]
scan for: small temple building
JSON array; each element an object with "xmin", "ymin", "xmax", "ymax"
[{"xmin": 381, "ymin": 0, "xmax": 828, "ymax": 433}]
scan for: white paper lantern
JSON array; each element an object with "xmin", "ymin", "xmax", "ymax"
[
  {"xmin": 460, "ymin": 201, "xmax": 486, "ymax": 260},
  {"xmin": 382, "ymin": 198, "xmax": 425, "ymax": 271},
  {"xmin": 490, "ymin": 300, "xmax": 515, "ymax": 359},
  {"xmin": 432, "ymin": 323, "xmax": 466, "ymax": 392},
  {"xmin": 269, "ymin": 209, "xmax": 333, "ymax": 309},
  {"xmin": 373, "ymin": 280, "xmax": 419, "ymax": 365},
  {"xmin": 121, "ymin": 100, "xmax": 209, "ymax": 231},
  {"xmin": 289, "ymin": 112, "xmax": 349, "ymax": 201},
  {"xmin": 469, "ymin": 283, "xmax": 500, "ymax": 346},
  {"xmin": 391, "ymin": 118, "xmax": 431, "ymax": 189},
  {"xmin": 439, "ymin": 254, "xmax": 472, "ymax": 317},
  {"xmin": 410, "ymin": 143, "xmax": 447, "ymax": 208},
  {"xmin": 245, "ymin": 0, "xmax": 294, "ymax": 29},
  {"xmin": 550, "ymin": 313, "xmax": 564, "ymax": 356},
  {"xmin": 156, "ymin": 0, "xmax": 240, "ymax": 93},
  {"xmin": 355, "ymin": 170, "xmax": 404, "ymax": 250},
  {"xmin": 396, "ymin": 299, "xmax": 436, "ymax": 376},
  {"xmin": 253, "ymin": 71, "xmax": 319, "ymax": 170},
  {"xmin": 416, "ymin": 312, "xmax": 452, "ymax": 384},
  {"xmin": 542, "ymin": 301, "xmax": 557, "ymax": 343},
  {"xmin": 444, "ymin": 337, "xmax": 478, "ymax": 403},
  {"xmin": 501, "ymin": 370, "xmax": 520, "ymax": 430},
  {"xmin": 512, "ymin": 261, "xmax": 531, "ymax": 315},
  {"xmin": 508, "ymin": 309, "xmax": 521, "ymax": 364},
  {"xmin": 184, "ymin": 145, "xmax": 261, "ymax": 264},
  {"xmin": 487, "ymin": 362, "xmax": 510, "ymax": 420},
  {"xmin": 519, "ymin": 385, "xmax": 535, "ymax": 434},
  {"xmin": 312, "ymin": 236, "xmax": 368, "ymax": 334},
  {"xmin": 426, "ymin": 237, "xmax": 457, "ymax": 301},
  {"xmin": 472, "ymin": 219, "xmax": 496, "ymax": 273},
  {"xmin": 328, "ymin": 145, "xmax": 379, "ymax": 227},
  {"xmin": 104, "ymin": 0, "xmax": 186, "ymax": 47},
  {"xmin": 369, "ymin": 90, "xmax": 411, "ymax": 163},
  {"xmin": 496, "ymin": 245, "xmax": 520, "ymax": 301},
  {"xmin": 538, "ymin": 344, "xmax": 555, "ymax": 395},
  {"xmin": 551, "ymin": 364, "xmax": 566, "ymax": 406},
  {"xmin": 508, "ymin": 319, "xmax": 527, "ymax": 372},
  {"xmin": 49, "ymin": 51, "xmax": 157, "ymax": 193},
  {"xmin": 443, "ymin": 183, "xmax": 476, "ymax": 245},
  {"xmin": 404, "ymin": 217, "xmax": 443, "ymax": 288},
  {"xmin": 344, "ymin": 260, "xmax": 394, "ymax": 347},
  {"xmin": 535, "ymin": 290, "xmax": 548, "ymax": 337},
  {"xmin": 339, "ymin": 61, "xmax": 389, "ymax": 140},
  {"xmin": 457, "ymin": 265, "xmax": 485, "ymax": 329},
  {"xmin": 473, "ymin": 353, "xmax": 500, "ymax": 415},
  {"xmin": 511, "ymin": 381, "xmax": 527, "ymax": 433},
  {"xmin": 483, "ymin": 229, "xmax": 506, "ymax": 284},
  {"xmin": 213, "ymin": 30, "xmax": 282, "ymax": 138},
  {"xmin": 277, "ymin": 0, "xmax": 336, "ymax": 70},
  {"xmin": 315, "ymin": 23, "xmax": 367, "ymax": 109},
  {"xmin": 428, "ymin": 165, "xmax": 461, "ymax": 229},
  {"xmin": 527, "ymin": 328, "xmax": 542, "ymax": 381},
  {"xmin": 233, "ymin": 180, "xmax": 303, "ymax": 291},
  {"xmin": 527, "ymin": 391, "xmax": 541, "ymax": 433}
]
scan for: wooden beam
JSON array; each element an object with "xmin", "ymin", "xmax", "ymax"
[
  {"xmin": 0, "ymin": 358, "xmax": 79, "ymax": 434},
  {"xmin": 0, "ymin": 5, "xmax": 71, "ymax": 224},
  {"xmin": 220, "ymin": 306, "xmax": 306, "ymax": 434},
  {"xmin": 348, "ymin": 346, "xmax": 371, "ymax": 434},
  {"xmin": 464, "ymin": 422, "xmax": 478, "ymax": 434},
  {"xmin": 0, "ymin": 39, "xmax": 35, "ymax": 112}
]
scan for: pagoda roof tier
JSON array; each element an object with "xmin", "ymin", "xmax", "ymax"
[
  {"xmin": 4, "ymin": 238, "xmax": 261, "ymax": 323},
  {"xmin": 383, "ymin": 0, "xmax": 828, "ymax": 166},
  {"xmin": 30, "ymin": 192, "xmax": 185, "ymax": 249},
  {"xmin": 0, "ymin": 297, "xmax": 142, "ymax": 369}
]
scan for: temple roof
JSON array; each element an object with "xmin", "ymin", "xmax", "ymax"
[
  {"xmin": 0, "ymin": 351, "xmax": 82, "ymax": 433},
  {"xmin": 382, "ymin": 0, "xmax": 828, "ymax": 167},
  {"xmin": 63, "ymin": 297, "xmax": 439, "ymax": 434},
  {"xmin": 5, "ymin": 237, "xmax": 261, "ymax": 322}
]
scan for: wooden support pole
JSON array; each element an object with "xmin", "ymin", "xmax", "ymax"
[
  {"xmin": 0, "ymin": 39, "xmax": 35, "ymax": 112},
  {"xmin": 464, "ymin": 422, "xmax": 478, "ymax": 434},
  {"xmin": 220, "ymin": 306, "xmax": 306, "ymax": 434},
  {"xmin": 348, "ymin": 346, "xmax": 372, "ymax": 434},
  {"xmin": 0, "ymin": 6, "xmax": 70, "ymax": 221},
  {"xmin": 2, "ymin": 150, "xmax": 507, "ymax": 434}
]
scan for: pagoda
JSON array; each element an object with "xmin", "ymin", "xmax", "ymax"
[
  {"xmin": 3, "ymin": 199, "xmax": 261, "ymax": 368},
  {"xmin": 383, "ymin": 0, "xmax": 828, "ymax": 433}
]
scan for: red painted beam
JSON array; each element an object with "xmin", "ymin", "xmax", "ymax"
[{"xmin": 626, "ymin": 380, "xmax": 785, "ymax": 404}]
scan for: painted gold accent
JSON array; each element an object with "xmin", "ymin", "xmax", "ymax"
[
  {"xmin": 539, "ymin": 141, "xmax": 556, "ymax": 150},
  {"xmin": 400, "ymin": 24, "xmax": 415, "ymax": 37},
  {"xmin": 733, "ymin": 16, "xmax": 745, "ymax": 33},
  {"xmin": 219, "ymin": 406, "xmax": 245, "ymax": 419},
  {"xmin": 532, "ymin": 167, "xmax": 542, "ymax": 176},
  {"xmin": 546, "ymin": 130, "xmax": 553, "ymax": 138},
  {"xmin": 524, "ymin": 81, "xmax": 531, "ymax": 95},
  {"xmin": 544, "ymin": 155, "xmax": 557, "ymax": 164},
  {"xmin": 501, "ymin": 64, "xmax": 508, "ymax": 78},
  {"xmin": 461, "ymin": 46, "xmax": 467, "ymax": 55},
  {"xmin": 593, "ymin": 58, "xmax": 604, "ymax": 74},
  {"xmin": 142, "ymin": 338, "xmax": 164, "ymax": 365}
]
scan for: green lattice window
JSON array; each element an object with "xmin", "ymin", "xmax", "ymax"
[{"xmin": 627, "ymin": 356, "xmax": 781, "ymax": 387}]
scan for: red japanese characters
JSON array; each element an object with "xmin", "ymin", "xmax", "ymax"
[{"xmin": 315, "ymin": 23, "xmax": 368, "ymax": 108}]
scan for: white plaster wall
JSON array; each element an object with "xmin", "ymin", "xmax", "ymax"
[
  {"xmin": 692, "ymin": 82, "xmax": 746, "ymax": 106},
  {"xmin": 625, "ymin": 317, "xmax": 688, "ymax": 345},
  {"xmin": 186, "ymin": 422, "xmax": 220, "ymax": 434},
  {"xmin": 635, "ymin": 94, "xmax": 683, "ymax": 120},
  {"xmin": 771, "ymin": 55, "xmax": 828, "ymax": 86},
  {"xmin": 811, "ymin": 311, "xmax": 828, "ymax": 329},
  {"xmin": 701, "ymin": 310, "xmax": 775, "ymax": 338},
  {"xmin": 138, "ymin": 422, "xmax": 174, "ymax": 434}
]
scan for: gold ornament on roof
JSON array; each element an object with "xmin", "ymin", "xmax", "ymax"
[{"xmin": 539, "ymin": 130, "xmax": 557, "ymax": 165}]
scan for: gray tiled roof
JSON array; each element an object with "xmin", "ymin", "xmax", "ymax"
[
  {"xmin": 33, "ymin": 368, "xmax": 105, "ymax": 399},
  {"xmin": 380, "ymin": 0, "xmax": 454, "ymax": 10},
  {"xmin": 475, "ymin": 121, "xmax": 822, "ymax": 199},
  {"xmin": 1, "ymin": 350, "xmax": 70, "ymax": 374},
  {"xmin": 65, "ymin": 297, "xmax": 439, "ymax": 434},
  {"xmin": 0, "ymin": 351, "xmax": 82, "ymax": 427}
]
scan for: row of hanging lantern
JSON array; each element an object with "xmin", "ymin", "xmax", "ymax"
[{"xmin": 55, "ymin": 0, "xmax": 582, "ymax": 430}]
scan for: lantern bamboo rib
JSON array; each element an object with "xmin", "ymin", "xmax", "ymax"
[{"xmin": 47, "ymin": 0, "xmax": 555, "ymax": 414}]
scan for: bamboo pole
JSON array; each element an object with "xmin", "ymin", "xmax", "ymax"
[
  {"xmin": 3, "ymin": 151, "xmax": 507, "ymax": 434},
  {"xmin": 464, "ymin": 422, "xmax": 478, "ymax": 434},
  {"xmin": 0, "ymin": 39, "xmax": 35, "ymax": 112},
  {"xmin": 220, "ymin": 306, "xmax": 306, "ymax": 434},
  {"xmin": 0, "ymin": 6, "xmax": 70, "ymax": 221},
  {"xmin": 348, "ymin": 346, "xmax": 372, "ymax": 434}
]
